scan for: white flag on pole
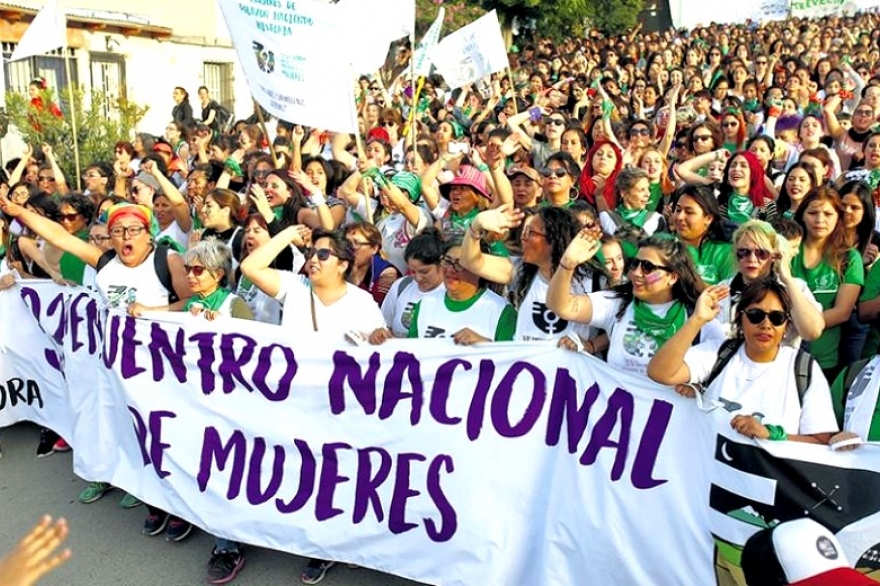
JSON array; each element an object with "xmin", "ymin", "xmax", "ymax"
[
  {"xmin": 337, "ymin": 0, "xmax": 415, "ymax": 75},
  {"xmin": 10, "ymin": 0, "xmax": 67, "ymax": 62},
  {"xmin": 217, "ymin": 0, "xmax": 358, "ymax": 133},
  {"xmin": 430, "ymin": 10, "xmax": 508, "ymax": 90},
  {"xmin": 413, "ymin": 7, "xmax": 445, "ymax": 78}
]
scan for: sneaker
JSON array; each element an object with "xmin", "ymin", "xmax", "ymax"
[
  {"xmin": 205, "ymin": 549, "xmax": 245, "ymax": 584},
  {"xmin": 36, "ymin": 428, "xmax": 58, "ymax": 458},
  {"xmin": 79, "ymin": 481, "xmax": 114, "ymax": 504},
  {"xmin": 52, "ymin": 438, "xmax": 72, "ymax": 453},
  {"xmin": 143, "ymin": 512, "xmax": 169, "ymax": 536},
  {"xmin": 301, "ymin": 559, "xmax": 336, "ymax": 585},
  {"xmin": 119, "ymin": 493, "xmax": 142, "ymax": 509},
  {"xmin": 166, "ymin": 518, "xmax": 194, "ymax": 542}
]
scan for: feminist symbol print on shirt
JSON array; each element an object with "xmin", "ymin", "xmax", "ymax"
[{"xmin": 531, "ymin": 302, "xmax": 568, "ymax": 335}]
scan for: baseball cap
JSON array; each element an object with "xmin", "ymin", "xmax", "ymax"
[
  {"xmin": 506, "ymin": 164, "xmax": 540, "ymax": 183},
  {"xmin": 742, "ymin": 518, "xmax": 874, "ymax": 586}
]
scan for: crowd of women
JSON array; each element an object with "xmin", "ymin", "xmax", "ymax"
[{"xmin": 2, "ymin": 9, "xmax": 880, "ymax": 586}]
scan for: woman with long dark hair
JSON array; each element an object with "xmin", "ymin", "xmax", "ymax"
[{"xmin": 671, "ymin": 184, "xmax": 735, "ymax": 285}]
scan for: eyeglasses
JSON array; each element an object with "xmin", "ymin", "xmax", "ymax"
[
  {"xmin": 693, "ymin": 134, "xmax": 713, "ymax": 142},
  {"xmin": 541, "ymin": 168, "xmax": 569, "ymax": 178},
  {"xmin": 89, "ymin": 234, "xmax": 110, "ymax": 244},
  {"xmin": 380, "ymin": 120, "xmax": 397, "ymax": 127},
  {"xmin": 855, "ymin": 109, "xmax": 874, "ymax": 116},
  {"xmin": 630, "ymin": 128, "xmax": 651, "ymax": 137},
  {"xmin": 38, "ymin": 175, "xmax": 55, "ymax": 182},
  {"xmin": 441, "ymin": 256, "xmax": 466, "ymax": 271},
  {"xmin": 10, "ymin": 191, "xmax": 29, "ymax": 201},
  {"xmin": 743, "ymin": 308, "xmax": 788, "ymax": 327},
  {"xmin": 546, "ymin": 118, "xmax": 566, "ymax": 126},
  {"xmin": 756, "ymin": 60, "xmax": 768, "ymax": 65},
  {"xmin": 185, "ymin": 264, "xmax": 210, "ymax": 277},
  {"xmin": 82, "ymin": 173, "xmax": 103, "ymax": 180},
  {"xmin": 109, "ymin": 225, "xmax": 147, "ymax": 238},
  {"xmin": 58, "ymin": 213, "xmax": 81, "ymax": 222},
  {"xmin": 675, "ymin": 141, "xmax": 688, "ymax": 149},
  {"xmin": 629, "ymin": 258, "xmax": 670, "ymax": 274},
  {"xmin": 305, "ymin": 247, "xmax": 336, "ymax": 261},
  {"xmin": 722, "ymin": 121, "xmax": 739, "ymax": 128},
  {"xmin": 736, "ymin": 247, "xmax": 773, "ymax": 261},
  {"xmin": 347, "ymin": 239, "xmax": 372, "ymax": 249},
  {"xmin": 522, "ymin": 226, "xmax": 546, "ymax": 240}
]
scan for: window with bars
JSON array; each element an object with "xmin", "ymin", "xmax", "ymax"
[
  {"xmin": 203, "ymin": 62, "xmax": 234, "ymax": 113},
  {"xmin": 2, "ymin": 43, "xmax": 79, "ymax": 112}
]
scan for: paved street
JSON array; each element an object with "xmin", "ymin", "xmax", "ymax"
[{"xmin": 0, "ymin": 422, "xmax": 426, "ymax": 586}]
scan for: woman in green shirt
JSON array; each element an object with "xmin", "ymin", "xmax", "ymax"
[
  {"xmin": 793, "ymin": 187, "xmax": 864, "ymax": 382},
  {"xmin": 57, "ymin": 194, "xmax": 96, "ymax": 285},
  {"xmin": 671, "ymin": 184, "xmax": 735, "ymax": 285}
]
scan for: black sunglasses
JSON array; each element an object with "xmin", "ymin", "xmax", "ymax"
[
  {"xmin": 185, "ymin": 265, "xmax": 209, "ymax": 277},
  {"xmin": 630, "ymin": 128, "xmax": 651, "ymax": 137},
  {"xmin": 305, "ymin": 247, "xmax": 335, "ymax": 261},
  {"xmin": 736, "ymin": 247, "xmax": 773, "ymax": 261},
  {"xmin": 546, "ymin": 118, "xmax": 566, "ymax": 126},
  {"xmin": 743, "ymin": 308, "xmax": 788, "ymax": 327},
  {"xmin": 541, "ymin": 168, "xmax": 569, "ymax": 178},
  {"xmin": 629, "ymin": 258, "xmax": 670, "ymax": 274}
]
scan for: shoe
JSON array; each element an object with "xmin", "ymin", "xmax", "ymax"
[
  {"xmin": 143, "ymin": 512, "xmax": 169, "ymax": 536},
  {"xmin": 79, "ymin": 481, "xmax": 114, "ymax": 504},
  {"xmin": 166, "ymin": 518, "xmax": 194, "ymax": 542},
  {"xmin": 205, "ymin": 549, "xmax": 245, "ymax": 584},
  {"xmin": 52, "ymin": 438, "xmax": 71, "ymax": 453},
  {"xmin": 301, "ymin": 559, "xmax": 336, "ymax": 585},
  {"xmin": 119, "ymin": 493, "xmax": 142, "ymax": 509},
  {"xmin": 36, "ymin": 428, "xmax": 59, "ymax": 458}
]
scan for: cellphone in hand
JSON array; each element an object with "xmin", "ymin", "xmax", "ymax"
[{"xmin": 448, "ymin": 142, "xmax": 470, "ymax": 155}]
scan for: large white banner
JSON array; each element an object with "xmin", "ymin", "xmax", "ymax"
[
  {"xmin": 3, "ymin": 283, "xmax": 880, "ymax": 584},
  {"xmin": 336, "ymin": 0, "xmax": 414, "ymax": 75},
  {"xmin": 669, "ymin": 0, "xmax": 880, "ymax": 28},
  {"xmin": 217, "ymin": 0, "xmax": 357, "ymax": 133},
  {"xmin": 430, "ymin": 10, "xmax": 508, "ymax": 91}
]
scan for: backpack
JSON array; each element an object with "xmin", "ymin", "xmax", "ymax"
[
  {"xmin": 699, "ymin": 338, "xmax": 814, "ymax": 403},
  {"xmin": 96, "ymin": 244, "xmax": 179, "ymax": 304},
  {"xmin": 213, "ymin": 102, "xmax": 233, "ymax": 133}
]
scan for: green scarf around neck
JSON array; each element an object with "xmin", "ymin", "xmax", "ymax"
[
  {"xmin": 616, "ymin": 205, "xmax": 650, "ymax": 228},
  {"xmin": 632, "ymin": 299, "xmax": 687, "ymax": 347},
  {"xmin": 184, "ymin": 287, "xmax": 232, "ymax": 313}
]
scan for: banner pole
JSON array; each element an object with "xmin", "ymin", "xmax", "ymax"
[
  {"xmin": 62, "ymin": 45, "xmax": 81, "ymax": 191},
  {"xmin": 409, "ymin": 12, "xmax": 416, "ymax": 159},
  {"xmin": 252, "ymin": 98, "xmax": 279, "ymax": 169}
]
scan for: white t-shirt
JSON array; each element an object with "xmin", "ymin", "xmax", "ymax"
[
  {"xmin": 684, "ymin": 341, "xmax": 838, "ymax": 435},
  {"xmin": 95, "ymin": 250, "xmax": 176, "ymax": 309},
  {"xmin": 274, "ymin": 272, "xmax": 386, "ymax": 343},
  {"xmin": 413, "ymin": 287, "xmax": 512, "ymax": 340},
  {"xmin": 516, "ymin": 272, "xmax": 593, "ymax": 342},
  {"xmin": 376, "ymin": 207, "xmax": 432, "ymax": 274},
  {"xmin": 157, "ymin": 220, "xmax": 188, "ymax": 251},
  {"xmin": 237, "ymin": 277, "xmax": 283, "ymax": 325},
  {"xmin": 587, "ymin": 291, "xmax": 725, "ymax": 376},
  {"xmin": 381, "ymin": 276, "xmax": 445, "ymax": 337}
]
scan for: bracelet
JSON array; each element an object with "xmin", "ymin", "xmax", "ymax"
[
  {"xmin": 559, "ymin": 261, "xmax": 577, "ymax": 271},
  {"xmin": 765, "ymin": 424, "xmax": 787, "ymax": 441}
]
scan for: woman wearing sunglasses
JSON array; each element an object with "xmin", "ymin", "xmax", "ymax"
[
  {"xmin": 793, "ymin": 188, "xmax": 864, "ymax": 382},
  {"xmin": 539, "ymin": 152, "xmax": 581, "ymax": 208},
  {"xmin": 240, "ymin": 226, "xmax": 386, "ymax": 342},
  {"xmin": 179, "ymin": 240, "xmax": 253, "ymax": 321},
  {"xmin": 548, "ymin": 232, "xmax": 722, "ymax": 375},
  {"xmin": 648, "ymin": 277, "xmax": 837, "ymax": 445},
  {"xmin": 716, "ymin": 220, "xmax": 824, "ymax": 346}
]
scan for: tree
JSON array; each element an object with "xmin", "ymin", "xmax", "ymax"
[{"xmin": 585, "ymin": 0, "xmax": 643, "ymax": 35}]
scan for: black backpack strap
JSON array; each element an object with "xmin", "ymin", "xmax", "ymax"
[
  {"xmin": 96, "ymin": 249, "xmax": 116, "ymax": 272},
  {"xmin": 152, "ymin": 245, "xmax": 179, "ymax": 304},
  {"xmin": 396, "ymin": 275, "xmax": 414, "ymax": 297},
  {"xmin": 839, "ymin": 357, "xmax": 872, "ymax": 411},
  {"xmin": 230, "ymin": 226, "xmax": 244, "ymax": 261},
  {"xmin": 698, "ymin": 338, "xmax": 742, "ymax": 393},
  {"xmin": 793, "ymin": 349, "xmax": 816, "ymax": 406}
]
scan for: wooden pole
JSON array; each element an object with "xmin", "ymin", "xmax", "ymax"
[
  {"xmin": 252, "ymin": 98, "xmax": 279, "ymax": 168},
  {"xmin": 63, "ymin": 46, "xmax": 81, "ymax": 191}
]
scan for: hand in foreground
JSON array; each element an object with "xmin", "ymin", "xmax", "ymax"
[{"xmin": 0, "ymin": 515, "xmax": 71, "ymax": 586}]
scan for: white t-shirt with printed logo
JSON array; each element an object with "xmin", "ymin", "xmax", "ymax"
[
  {"xmin": 377, "ymin": 208, "xmax": 432, "ymax": 274},
  {"xmin": 516, "ymin": 272, "xmax": 594, "ymax": 342},
  {"xmin": 381, "ymin": 277, "xmax": 445, "ymax": 337}
]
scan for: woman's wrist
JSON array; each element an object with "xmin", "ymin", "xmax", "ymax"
[{"xmin": 559, "ymin": 260, "xmax": 578, "ymax": 271}]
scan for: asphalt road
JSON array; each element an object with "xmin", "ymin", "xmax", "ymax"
[{"xmin": 0, "ymin": 422, "xmax": 426, "ymax": 586}]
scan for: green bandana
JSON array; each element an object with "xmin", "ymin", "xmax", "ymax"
[
  {"xmin": 616, "ymin": 205, "xmax": 649, "ymax": 228},
  {"xmin": 727, "ymin": 194, "xmax": 754, "ymax": 225},
  {"xmin": 647, "ymin": 182, "xmax": 663, "ymax": 212},
  {"xmin": 632, "ymin": 299, "xmax": 687, "ymax": 347},
  {"xmin": 184, "ymin": 287, "xmax": 232, "ymax": 313},
  {"xmin": 273, "ymin": 206, "xmax": 284, "ymax": 221}
]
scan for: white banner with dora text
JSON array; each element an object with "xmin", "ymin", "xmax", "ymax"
[
  {"xmin": 3, "ymin": 283, "xmax": 880, "ymax": 584},
  {"xmin": 218, "ymin": 0, "xmax": 358, "ymax": 133}
]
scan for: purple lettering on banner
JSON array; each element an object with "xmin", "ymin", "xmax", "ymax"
[
  {"xmin": 19, "ymin": 286, "xmax": 40, "ymax": 320},
  {"xmin": 102, "ymin": 314, "xmax": 122, "ymax": 369},
  {"xmin": 68, "ymin": 293, "xmax": 91, "ymax": 353},
  {"xmin": 378, "ymin": 352, "xmax": 424, "ymax": 425},
  {"xmin": 275, "ymin": 439, "xmax": 317, "ymax": 513},
  {"xmin": 189, "ymin": 332, "xmax": 218, "ymax": 394},
  {"xmin": 148, "ymin": 410, "xmax": 176, "ymax": 479},
  {"xmin": 246, "ymin": 437, "xmax": 285, "ymax": 505},
  {"xmin": 120, "ymin": 317, "xmax": 146, "ymax": 379},
  {"xmin": 148, "ymin": 322, "xmax": 187, "ymax": 383},
  {"xmin": 580, "ymin": 387, "xmax": 634, "ymax": 481},
  {"xmin": 631, "ymin": 400, "xmax": 672, "ymax": 490},
  {"xmin": 545, "ymin": 373, "xmax": 600, "ymax": 452},
  {"xmin": 466, "ymin": 359, "xmax": 496, "ymax": 441},
  {"xmin": 218, "ymin": 333, "xmax": 257, "ymax": 393},
  {"xmin": 45, "ymin": 292, "xmax": 66, "ymax": 344},
  {"xmin": 429, "ymin": 359, "xmax": 471, "ymax": 425},
  {"xmin": 328, "ymin": 351, "xmax": 380, "ymax": 415},
  {"xmin": 352, "ymin": 447, "xmax": 392, "ymax": 524},
  {"xmin": 197, "ymin": 426, "xmax": 247, "ymax": 499},
  {"xmin": 489, "ymin": 362, "xmax": 546, "ymax": 438},
  {"xmin": 85, "ymin": 296, "xmax": 102, "ymax": 355},
  {"xmin": 315, "ymin": 442, "xmax": 352, "ymax": 521},
  {"xmin": 425, "ymin": 455, "xmax": 457, "ymax": 542},
  {"xmin": 128, "ymin": 406, "xmax": 151, "ymax": 467},
  {"xmin": 388, "ymin": 452, "xmax": 426, "ymax": 535},
  {"xmin": 252, "ymin": 344, "xmax": 296, "ymax": 401}
]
